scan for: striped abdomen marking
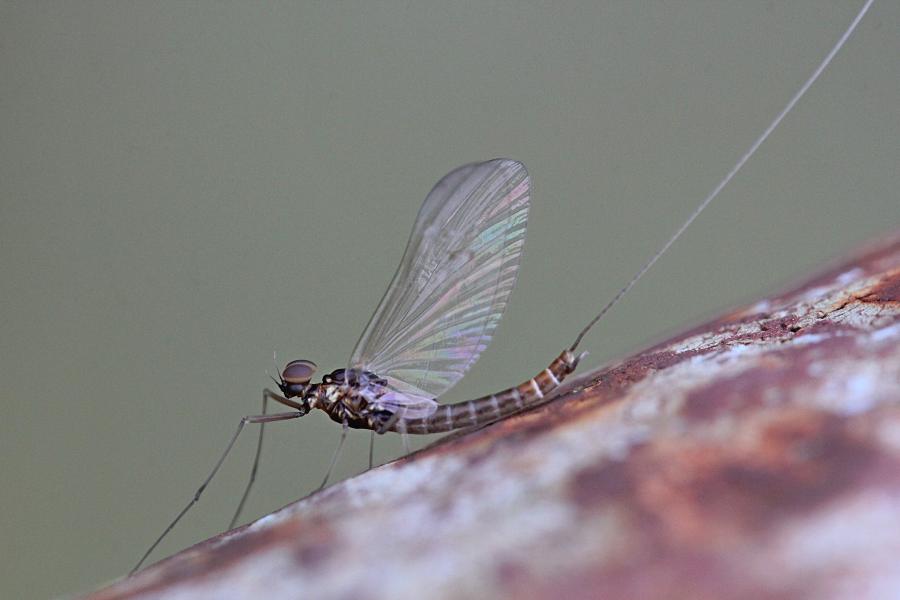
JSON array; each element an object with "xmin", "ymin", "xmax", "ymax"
[{"xmin": 392, "ymin": 349, "xmax": 582, "ymax": 434}]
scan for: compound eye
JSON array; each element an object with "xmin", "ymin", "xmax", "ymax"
[{"xmin": 282, "ymin": 359, "xmax": 317, "ymax": 384}]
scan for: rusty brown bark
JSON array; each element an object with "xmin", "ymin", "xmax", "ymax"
[{"xmin": 87, "ymin": 233, "xmax": 900, "ymax": 600}]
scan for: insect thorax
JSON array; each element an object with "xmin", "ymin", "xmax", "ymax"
[{"xmin": 312, "ymin": 368, "xmax": 394, "ymax": 430}]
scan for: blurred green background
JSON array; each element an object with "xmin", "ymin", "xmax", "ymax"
[{"xmin": 2, "ymin": 2, "xmax": 898, "ymax": 597}]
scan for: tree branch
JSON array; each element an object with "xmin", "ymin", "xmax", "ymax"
[{"xmin": 88, "ymin": 231, "xmax": 900, "ymax": 600}]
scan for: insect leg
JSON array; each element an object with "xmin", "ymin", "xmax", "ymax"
[
  {"xmin": 229, "ymin": 388, "xmax": 300, "ymax": 529},
  {"xmin": 368, "ymin": 431, "xmax": 375, "ymax": 470},
  {"xmin": 130, "ymin": 409, "xmax": 302, "ymax": 576},
  {"xmin": 317, "ymin": 420, "xmax": 349, "ymax": 491}
]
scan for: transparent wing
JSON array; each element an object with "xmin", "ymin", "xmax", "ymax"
[{"xmin": 349, "ymin": 159, "xmax": 530, "ymax": 417}]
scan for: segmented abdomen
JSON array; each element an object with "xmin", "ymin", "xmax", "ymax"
[{"xmin": 390, "ymin": 349, "xmax": 581, "ymax": 434}]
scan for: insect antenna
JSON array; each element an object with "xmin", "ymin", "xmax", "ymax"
[{"xmin": 570, "ymin": 0, "xmax": 874, "ymax": 353}]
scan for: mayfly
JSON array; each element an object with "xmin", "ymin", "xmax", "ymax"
[{"xmin": 132, "ymin": 0, "xmax": 874, "ymax": 575}]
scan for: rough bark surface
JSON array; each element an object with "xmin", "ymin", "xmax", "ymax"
[{"xmin": 88, "ymin": 233, "xmax": 900, "ymax": 600}]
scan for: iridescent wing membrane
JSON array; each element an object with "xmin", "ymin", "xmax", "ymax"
[{"xmin": 349, "ymin": 159, "xmax": 530, "ymax": 418}]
